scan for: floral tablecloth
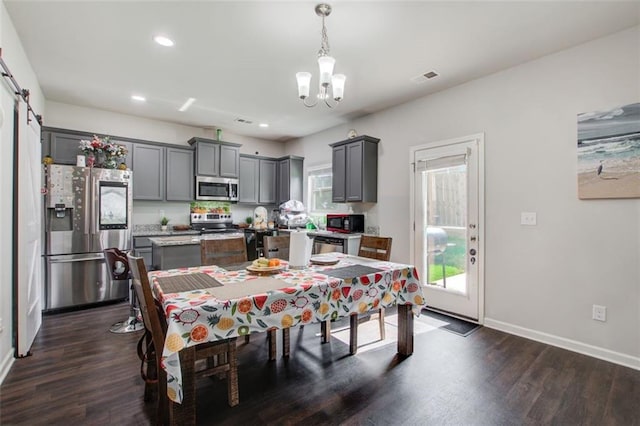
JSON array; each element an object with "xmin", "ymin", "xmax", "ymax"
[{"xmin": 148, "ymin": 254, "xmax": 426, "ymax": 403}]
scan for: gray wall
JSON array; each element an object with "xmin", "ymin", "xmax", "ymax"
[{"xmin": 286, "ymin": 27, "xmax": 640, "ymax": 366}]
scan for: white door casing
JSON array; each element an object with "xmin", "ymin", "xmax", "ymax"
[{"xmin": 410, "ymin": 133, "xmax": 484, "ymax": 321}]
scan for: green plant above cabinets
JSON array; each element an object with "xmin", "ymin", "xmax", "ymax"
[
  {"xmin": 330, "ymin": 135, "xmax": 379, "ymax": 203},
  {"xmin": 188, "ymin": 137, "xmax": 241, "ymax": 178}
]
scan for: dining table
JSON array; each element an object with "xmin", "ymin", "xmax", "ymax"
[{"xmin": 148, "ymin": 252, "xmax": 427, "ymax": 420}]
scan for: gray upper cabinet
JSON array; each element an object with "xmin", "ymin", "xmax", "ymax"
[
  {"xmin": 166, "ymin": 147, "xmax": 195, "ymax": 201},
  {"xmin": 132, "ymin": 144, "xmax": 165, "ymax": 200},
  {"xmin": 259, "ymin": 159, "xmax": 277, "ymax": 204},
  {"xmin": 220, "ymin": 144, "xmax": 240, "ymax": 178},
  {"xmin": 189, "ymin": 138, "xmax": 241, "ymax": 178},
  {"xmin": 47, "ymin": 131, "xmax": 89, "ymax": 165},
  {"xmin": 238, "ymin": 156, "xmax": 259, "ymax": 203},
  {"xmin": 195, "ymin": 141, "xmax": 219, "ymax": 176},
  {"xmin": 277, "ymin": 156, "xmax": 304, "ymax": 206},
  {"xmin": 331, "ymin": 145, "xmax": 347, "ymax": 202},
  {"xmin": 238, "ymin": 156, "xmax": 277, "ymax": 205},
  {"xmin": 330, "ymin": 135, "xmax": 379, "ymax": 203}
]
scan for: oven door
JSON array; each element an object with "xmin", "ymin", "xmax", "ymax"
[{"xmin": 313, "ymin": 236, "xmax": 345, "ymax": 254}]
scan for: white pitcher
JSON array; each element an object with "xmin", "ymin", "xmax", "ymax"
[{"xmin": 289, "ymin": 230, "xmax": 314, "ymax": 269}]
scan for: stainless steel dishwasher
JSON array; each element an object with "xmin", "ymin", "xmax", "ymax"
[{"xmin": 312, "ymin": 234, "xmax": 361, "ymax": 255}]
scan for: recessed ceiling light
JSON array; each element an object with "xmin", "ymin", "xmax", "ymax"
[
  {"xmin": 179, "ymin": 97, "xmax": 196, "ymax": 112},
  {"xmin": 131, "ymin": 95, "xmax": 146, "ymax": 102},
  {"xmin": 259, "ymin": 123, "xmax": 269, "ymax": 128},
  {"xmin": 153, "ymin": 35, "xmax": 174, "ymax": 47}
]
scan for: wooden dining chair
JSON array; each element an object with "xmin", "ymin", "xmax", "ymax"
[
  {"xmin": 128, "ymin": 254, "xmax": 239, "ymax": 425},
  {"xmin": 350, "ymin": 235, "xmax": 392, "ymax": 354},
  {"xmin": 263, "ymin": 235, "xmax": 290, "ymax": 260},
  {"xmin": 200, "ymin": 236, "xmax": 248, "ymax": 267}
]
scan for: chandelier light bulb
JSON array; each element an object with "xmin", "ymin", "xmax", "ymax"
[
  {"xmin": 317, "ymin": 56, "xmax": 335, "ymax": 87},
  {"xmin": 296, "ymin": 72, "xmax": 312, "ymax": 99},
  {"xmin": 331, "ymin": 74, "xmax": 346, "ymax": 101},
  {"xmin": 295, "ymin": 3, "xmax": 345, "ymax": 108}
]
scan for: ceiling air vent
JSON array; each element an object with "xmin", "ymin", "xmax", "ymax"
[
  {"xmin": 410, "ymin": 70, "xmax": 439, "ymax": 84},
  {"xmin": 234, "ymin": 118, "xmax": 253, "ymax": 124}
]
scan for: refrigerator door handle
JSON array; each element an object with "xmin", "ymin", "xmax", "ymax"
[{"xmin": 48, "ymin": 255, "xmax": 104, "ymax": 263}]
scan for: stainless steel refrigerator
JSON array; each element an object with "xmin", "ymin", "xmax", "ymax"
[{"xmin": 43, "ymin": 164, "xmax": 133, "ymax": 310}]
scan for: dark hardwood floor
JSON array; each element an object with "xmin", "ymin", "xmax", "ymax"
[{"xmin": 1, "ymin": 302, "xmax": 638, "ymax": 425}]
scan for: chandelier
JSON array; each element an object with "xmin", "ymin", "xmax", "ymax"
[{"xmin": 296, "ymin": 3, "xmax": 346, "ymax": 108}]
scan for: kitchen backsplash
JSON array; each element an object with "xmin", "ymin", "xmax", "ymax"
[{"xmin": 132, "ymin": 200, "xmax": 275, "ymax": 227}]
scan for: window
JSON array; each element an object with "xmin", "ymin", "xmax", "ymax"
[{"xmin": 306, "ymin": 164, "xmax": 347, "ymax": 224}]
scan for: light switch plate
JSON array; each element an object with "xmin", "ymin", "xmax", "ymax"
[{"xmin": 521, "ymin": 212, "xmax": 537, "ymax": 226}]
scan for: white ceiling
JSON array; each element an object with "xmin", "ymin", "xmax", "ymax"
[{"xmin": 4, "ymin": 1, "xmax": 639, "ymax": 142}]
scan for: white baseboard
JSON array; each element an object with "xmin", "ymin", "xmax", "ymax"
[
  {"xmin": 483, "ymin": 317, "xmax": 640, "ymax": 371},
  {"xmin": 0, "ymin": 347, "xmax": 15, "ymax": 385}
]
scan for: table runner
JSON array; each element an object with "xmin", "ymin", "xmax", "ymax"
[
  {"xmin": 155, "ymin": 273, "xmax": 223, "ymax": 293},
  {"xmin": 207, "ymin": 277, "xmax": 290, "ymax": 300}
]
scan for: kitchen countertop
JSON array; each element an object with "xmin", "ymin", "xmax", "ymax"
[
  {"xmin": 133, "ymin": 230, "xmax": 200, "ymax": 237},
  {"xmin": 148, "ymin": 232, "xmax": 245, "ymax": 247},
  {"xmin": 278, "ymin": 229, "xmax": 363, "ymax": 240}
]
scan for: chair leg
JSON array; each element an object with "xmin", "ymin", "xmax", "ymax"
[
  {"xmin": 227, "ymin": 339, "xmax": 239, "ymax": 407},
  {"xmin": 378, "ymin": 308, "xmax": 386, "ymax": 340}
]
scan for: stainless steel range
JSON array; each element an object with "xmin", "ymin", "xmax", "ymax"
[{"xmin": 190, "ymin": 212, "xmax": 236, "ymax": 234}]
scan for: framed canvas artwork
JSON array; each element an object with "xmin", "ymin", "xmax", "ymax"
[{"xmin": 577, "ymin": 102, "xmax": 640, "ymax": 199}]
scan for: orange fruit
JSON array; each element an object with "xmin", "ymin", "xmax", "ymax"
[
  {"xmin": 165, "ymin": 333, "xmax": 185, "ymax": 352},
  {"xmin": 237, "ymin": 298, "xmax": 252, "ymax": 314},
  {"xmin": 217, "ymin": 317, "xmax": 235, "ymax": 330},
  {"xmin": 268, "ymin": 258, "xmax": 280, "ymax": 267},
  {"xmin": 281, "ymin": 314, "xmax": 294, "ymax": 328},
  {"xmin": 301, "ymin": 309, "xmax": 313, "ymax": 323},
  {"xmin": 190, "ymin": 324, "xmax": 208, "ymax": 343}
]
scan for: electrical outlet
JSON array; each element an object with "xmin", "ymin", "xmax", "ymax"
[
  {"xmin": 520, "ymin": 212, "xmax": 537, "ymax": 226},
  {"xmin": 592, "ymin": 305, "xmax": 607, "ymax": 322}
]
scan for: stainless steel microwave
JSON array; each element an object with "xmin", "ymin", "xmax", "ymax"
[{"xmin": 195, "ymin": 176, "xmax": 239, "ymax": 201}]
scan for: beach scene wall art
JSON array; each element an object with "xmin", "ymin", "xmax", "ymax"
[{"xmin": 577, "ymin": 102, "xmax": 640, "ymax": 199}]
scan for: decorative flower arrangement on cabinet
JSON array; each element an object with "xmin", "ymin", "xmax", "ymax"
[{"xmin": 79, "ymin": 135, "xmax": 128, "ymax": 169}]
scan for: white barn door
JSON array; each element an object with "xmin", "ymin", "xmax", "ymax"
[{"xmin": 16, "ymin": 101, "xmax": 42, "ymax": 357}]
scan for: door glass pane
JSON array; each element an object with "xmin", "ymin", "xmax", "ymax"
[{"xmin": 422, "ymin": 163, "xmax": 468, "ymax": 294}]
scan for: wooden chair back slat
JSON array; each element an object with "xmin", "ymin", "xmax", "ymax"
[
  {"xmin": 200, "ymin": 237, "xmax": 248, "ymax": 266},
  {"xmin": 358, "ymin": 235, "xmax": 392, "ymax": 261},
  {"xmin": 263, "ymin": 235, "xmax": 290, "ymax": 260}
]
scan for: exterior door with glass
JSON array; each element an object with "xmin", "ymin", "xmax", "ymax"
[{"xmin": 411, "ymin": 134, "xmax": 484, "ymax": 321}]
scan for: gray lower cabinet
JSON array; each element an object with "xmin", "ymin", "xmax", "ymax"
[
  {"xmin": 330, "ymin": 135, "xmax": 379, "ymax": 203},
  {"xmin": 166, "ymin": 147, "xmax": 194, "ymax": 201},
  {"xmin": 189, "ymin": 138, "xmax": 241, "ymax": 178},
  {"xmin": 238, "ymin": 156, "xmax": 277, "ymax": 204},
  {"xmin": 277, "ymin": 156, "xmax": 304, "ymax": 205},
  {"xmin": 132, "ymin": 144, "xmax": 165, "ymax": 200},
  {"xmin": 132, "ymin": 236, "xmax": 155, "ymax": 270}
]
